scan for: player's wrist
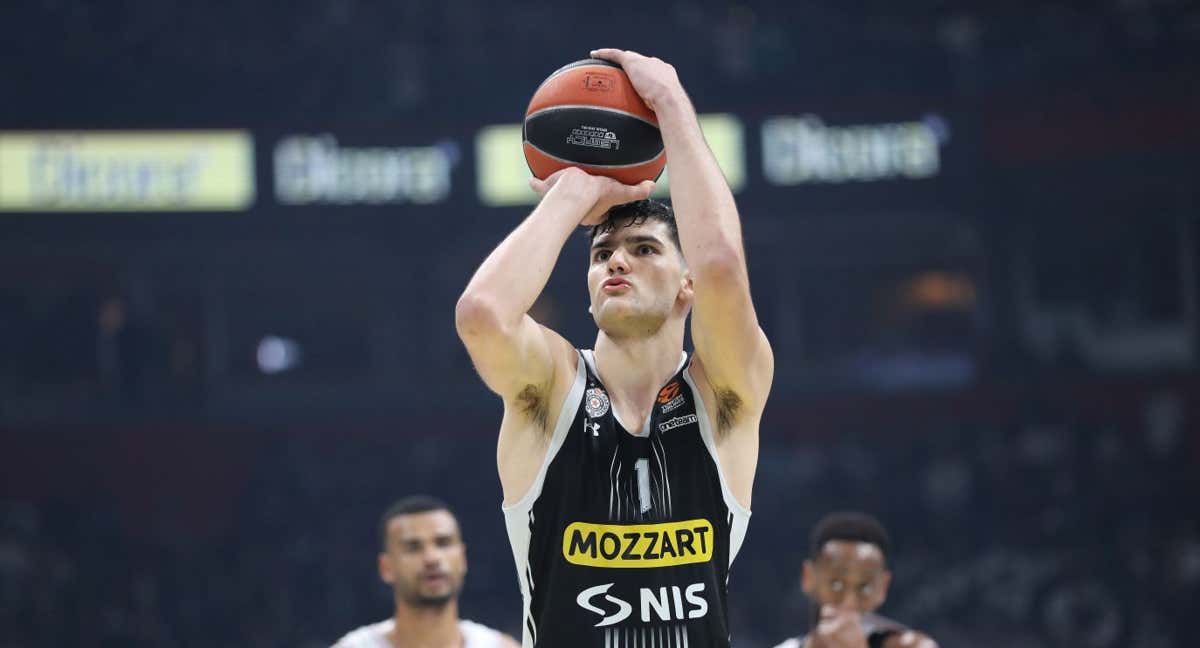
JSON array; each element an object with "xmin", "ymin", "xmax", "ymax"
[{"xmin": 649, "ymin": 87, "xmax": 693, "ymax": 121}]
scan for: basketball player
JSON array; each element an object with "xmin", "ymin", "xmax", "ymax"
[
  {"xmin": 455, "ymin": 49, "xmax": 773, "ymax": 647},
  {"xmin": 332, "ymin": 496, "xmax": 518, "ymax": 648},
  {"xmin": 773, "ymin": 512, "xmax": 938, "ymax": 648}
]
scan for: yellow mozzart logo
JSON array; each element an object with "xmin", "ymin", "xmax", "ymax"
[
  {"xmin": 562, "ymin": 519, "xmax": 713, "ymax": 569},
  {"xmin": 0, "ymin": 131, "xmax": 255, "ymax": 211}
]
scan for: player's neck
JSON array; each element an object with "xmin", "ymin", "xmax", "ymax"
[
  {"xmin": 592, "ymin": 321, "xmax": 685, "ymax": 399},
  {"xmin": 389, "ymin": 600, "xmax": 462, "ymax": 648}
]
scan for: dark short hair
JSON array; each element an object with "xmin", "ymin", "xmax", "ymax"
[
  {"xmin": 810, "ymin": 511, "xmax": 891, "ymax": 561},
  {"xmin": 588, "ymin": 199, "xmax": 680, "ymax": 251},
  {"xmin": 379, "ymin": 495, "xmax": 454, "ymax": 551}
]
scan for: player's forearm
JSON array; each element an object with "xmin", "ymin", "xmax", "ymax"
[
  {"xmin": 656, "ymin": 94, "xmax": 747, "ymax": 277},
  {"xmin": 457, "ymin": 185, "xmax": 592, "ymax": 330}
]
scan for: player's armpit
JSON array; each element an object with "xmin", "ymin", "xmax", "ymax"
[
  {"xmin": 689, "ymin": 254, "xmax": 774, "ymax": 425},
  {"xmin": 455, "ymin": 295, "xmax": 573, "ymax": 408}
]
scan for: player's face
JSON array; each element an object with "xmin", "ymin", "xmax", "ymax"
[
  {"xmin": 802, "ymin": 540, "xmax": 892, "ymax": 614},
  {"xmin": 587, "ymin": 219, "xmax": 691, "ymax": 337},
  {"xmin": 378, "ymin": 510, "xmax": 467, "ymax": 607}
]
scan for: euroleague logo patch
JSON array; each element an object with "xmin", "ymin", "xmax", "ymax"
[
  {"xmin": 657, "ymin": 381, "xmax": 685, "ymax": 413},
  {"xmin": 585, "ymin": 387, "xmax": 610, "ymax": 418}
]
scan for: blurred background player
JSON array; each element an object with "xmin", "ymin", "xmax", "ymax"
[
  {"xmin": 773, "ymin": 512, "xmax": 937, "ymax": 648},
  {"xmin": 332, "ymin": 496, "xmax": 518, "ymax": 648}
]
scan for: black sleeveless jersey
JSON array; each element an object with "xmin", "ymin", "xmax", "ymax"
[{"xmin": 503, "ymin": 350, "xmax": 751, "ymax": 648}]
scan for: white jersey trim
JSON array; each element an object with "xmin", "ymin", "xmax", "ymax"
[
  {"xmin": 501, "ymin": 353, "xmax": 587, "ymax": 648},
  {"xmin": 681, "ymin": 366, "xmax": 752, "ymax": 567},
  {"xmin": 580, "ymin": 349, "xmax": 688, "ymax": 437}
]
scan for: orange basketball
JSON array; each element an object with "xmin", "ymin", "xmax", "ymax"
[{"xmin": 523, "ymin": 59, "xmax": 666, "ymax": 186}]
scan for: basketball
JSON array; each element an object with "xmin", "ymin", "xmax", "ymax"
[{"xmin": 523, "ymin": 59, "xmax": 666, "ymax": 186}]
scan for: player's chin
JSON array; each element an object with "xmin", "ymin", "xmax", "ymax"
[
  {"xmin": 599, "ymin": 295, "xmax": 639, "ymax": 311},
  {"xmin": 413, "ymin": 589, "xmax": 456, "ymax": 606},
  {"xmin": 595, "ymin": 304, "xmax": 637, "ymax": 327},
  {"xmin": 596, "ymin": 290, "xmax": 633, "ymax": 304}
]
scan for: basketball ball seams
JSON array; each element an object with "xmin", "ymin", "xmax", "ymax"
[
  {"xmin": 523, "ymin": 58, "xmax": 665, "ymax": 184},
  {"xmin": 525, "ymin": 63, "xmax": 657, "ymax": 124},
  {"xmin": 532, "ymin": 58, "xmax": 623, "ymax": 94},
  {"xmin": 523, "ymin": 146, "xmax": 665, "ymax": 186},
  {"xmin": 522, "ymin": 141, "xmax": 665, "ymax": 170},
  {"xmin": 525, "ymin": 104, "xmax": 659, "ymax": 129},
  {"xmin": 525, "ymin": 107, "xmax": 663, "ymax": 164}
]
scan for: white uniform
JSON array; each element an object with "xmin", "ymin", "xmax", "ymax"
[
  {"xmin": 332, "ymin": 618, "xmax": 511, "ymax": 648},
  {"xmin": 772, "ymin": 612, "xmax": 911, "ymax": 648}
]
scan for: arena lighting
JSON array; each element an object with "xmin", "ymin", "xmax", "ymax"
[
  {"xmin": 901, "ymin": 271, "xmax": 977, "ymax": 309},
  {"xmin": 256, "ymin": 335, "xmax": 302, "ymax": 374}
]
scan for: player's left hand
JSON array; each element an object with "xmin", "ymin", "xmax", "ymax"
[
  {"xmin": 807, "ymin": 605, "xmax": 869, "ymax": 648},
  {"xmin": 529, "ymin": 166, "xmax": 655, "ymax": 226},
  {"xmin": 589, "ymin": 48, "xmax": 686, "ymax": 113}
]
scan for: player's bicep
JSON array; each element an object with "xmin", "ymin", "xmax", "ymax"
[
  {"xmin": 458, "ymin": 311, "xmax": 569, "ymax": 400},
  {"xmin": 690, "ymin": 267, "xmax": 773, "ymax": 408}
]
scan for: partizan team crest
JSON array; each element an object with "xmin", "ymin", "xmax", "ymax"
[{"xmin": 584, "ymin": 387, "xmax": 610, "ymax": 418}]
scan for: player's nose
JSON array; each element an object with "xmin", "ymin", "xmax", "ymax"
[
  {"xmin": 837, "ymin": 593, "xmax": 865, "ymax": 612},
  {"xmin": 420, "ymin": 545, "xmax": 445, "ymax": 565},
  {"xmin": 607, "ymin": 248, "xmax": 631, "ymax": 273}
]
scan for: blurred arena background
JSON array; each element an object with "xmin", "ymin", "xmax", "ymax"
[{"xmin": 2, "ymin": 1, "xmax": 1199, "ymax": 646}]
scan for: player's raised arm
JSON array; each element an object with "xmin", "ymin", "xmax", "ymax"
[
  {"xmin": 590, "ymin": 48, "xmax": 773, "ymax": 420},
  {"xmin": 455, "ymin": 167, "xmax": 654, "ymax": 405}
]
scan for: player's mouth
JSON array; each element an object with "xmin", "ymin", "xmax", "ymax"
[
  {"xmin": 602, "ymin": 277, "xmax": 631, "ymax": 293},
  {"xmin": 419, "ymin": 571, "xmax": 449, "ymax": 585}
]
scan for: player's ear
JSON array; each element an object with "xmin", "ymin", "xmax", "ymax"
[
  {"xmin": 378, "ymin": 552, "xmax": 394, "ymax": 585},
  {"xmin": 801, "ymin": 560, "xmax": 815, "ymax": 594},
  {"xmin": 874, "ymin": 569, "xmax": 893, "ymax": 607},
  {"xmin": 678, "ymin": 268, "xmax": 694, "ymax": 304}
]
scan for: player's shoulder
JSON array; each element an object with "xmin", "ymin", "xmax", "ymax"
[
  {"xmin": 771, "ymin": 637, "xmax": 804, "ymax": 648},
  {"xmin": 460, "ymin": 618, "xmax": 519, "ymax": 648},
  {"xmin": 330, "ymin": 618, "xmax": 391, "ymax": 648}
]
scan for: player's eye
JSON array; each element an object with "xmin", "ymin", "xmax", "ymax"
[
  {"xmin": 830, "ymin": 580, "xmax": 844, "ymax": 592},
  {"xmin": 594, "ymin": 250, "xmax": 611, "ymax": 262},
  {"xmin": 638, "ymin": 245, "xmax": 655, "ymax": 255}
]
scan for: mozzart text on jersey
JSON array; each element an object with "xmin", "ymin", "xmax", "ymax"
[{"xmin": 562, "ymin": 519, "xmax": 714, "ymax": 568}]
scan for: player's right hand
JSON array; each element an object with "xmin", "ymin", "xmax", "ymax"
[
  {"xmin": 589, "ymin": 48, "xmax": 685, "ymax": 114},
  {"xmin": 806, "ymin": 605, "xmax": 869, "ymax": 648},
  {"xmin": 529, "ymin": 167, "xmax": 655, "ymax": 226}
]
